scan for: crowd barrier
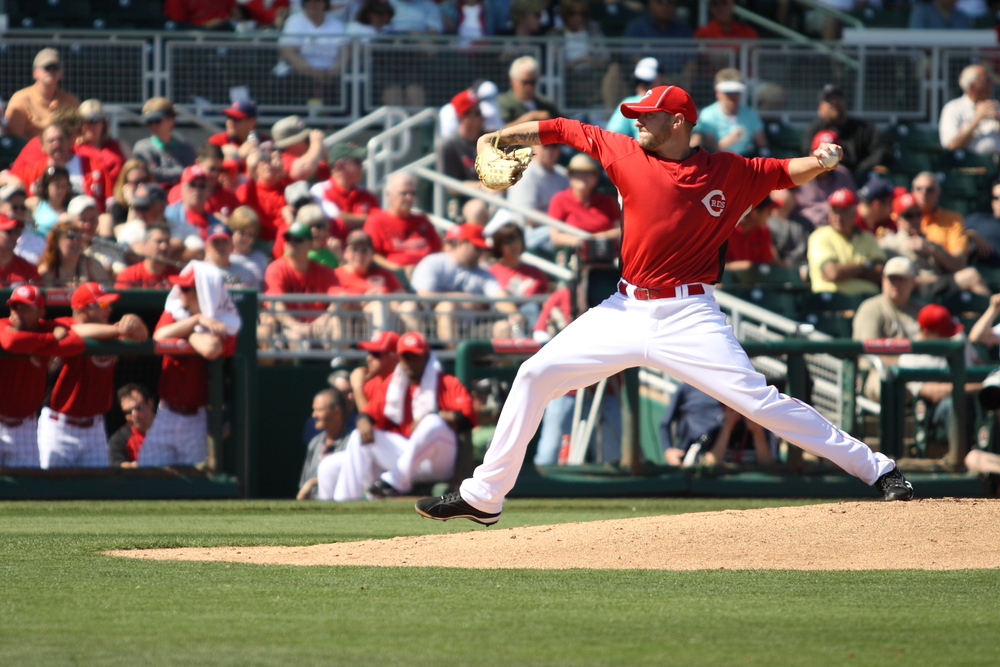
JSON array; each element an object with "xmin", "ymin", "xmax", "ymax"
[{"xmin": 1, "ymin": 31, "xmax": 996, "ymax": 123}]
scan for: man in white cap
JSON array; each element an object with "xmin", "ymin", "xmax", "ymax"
[
  {"xmin": 4, "ymin": 48, "xmax": 80, "ymax": 140},
  {"xmin": 691, "ymin": 68, "xmax": 767, "ymax": 157},
  {"xmin": 605, "ymin": 57, "xmax": 663, "ymax": 139},
  {"xmin": 439, "ymin": 81, "xmax": 503, "ymax": 139}
]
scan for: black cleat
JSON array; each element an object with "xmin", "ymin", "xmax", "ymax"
[
  {"xmin": 414, "ymin": 492, "xmax": 502, "ymax": 525},
  {"xmin": 874, "ymin": 467, "xmax": 914, "ymax": 501},
  {"xmin": 365, "ymin": 479, "xmax": 403, "ymax": 499}
]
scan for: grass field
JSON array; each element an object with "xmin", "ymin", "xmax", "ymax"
[{"xmin": 2, "ymin": 498, "xmax": 999, "ymax": 667}]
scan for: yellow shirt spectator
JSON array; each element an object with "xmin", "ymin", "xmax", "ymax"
[{"xmin": 808, "ymin": 225, "xmax": 886, "ymax": 294}]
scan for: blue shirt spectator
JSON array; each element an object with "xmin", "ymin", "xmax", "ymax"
[
  {"xmin": 909, "ymin": 0, "xmax": 972, "ymax": 29},
  {"xmin": 659, "ymin": 382, "xmax": 723, "ymax": 467},
  {"xmin": 389, "ymin": 0, "xmax": 444, "ymax": 32}
]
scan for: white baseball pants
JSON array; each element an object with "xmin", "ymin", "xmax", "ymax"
[
  {"xmin": 461, "ymin": 287, "xmax": 897, "ymax": 514},
  {"xmin": 0, "ymin": 415, "xmax": 40, "ymax": 468},
  {"xmin": 137, "ymin": 403, "xmax": 208, "ymax": 467},
  {"xmin": 315, "ymin": 450, "xmax": 348, "ymax": 500},
  {"xmin": 37, "ymin": 408, "xmax": 108, "ymax": 468},
  {"xmin": 330, "ymin": 414, "xmax": 458, "ymax": 501}
]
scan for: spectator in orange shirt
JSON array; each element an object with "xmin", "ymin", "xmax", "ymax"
[
  {"xmin": 363, "ymin": 172, "xmax": 443, "ymax": 273},
  {"xmin": 694, "ymin": 0, "xmax": 758, "ymax": 39},
  {"xmin": 3, "ymin": 49, "xmax": 80, "ymax": 140}
]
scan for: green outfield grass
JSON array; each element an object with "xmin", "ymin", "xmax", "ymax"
[{"xmin": 2, "ymin": 498, "xmax": 999, "ymax": 667}]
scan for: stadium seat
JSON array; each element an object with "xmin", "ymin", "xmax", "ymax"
[
  {"xmin": 90, "ymin": 0, "xmax": 167, "ymax": 29},
  {"xmin": 13, "ymin": 0, "xmax": 93, "ymax": 27},
  {"xmin": 852, "ymin": 6, "xmax": 910, "ymax": 27},
  {"xmin": 0, "ymin": 135, "xmax": 28, "ymax": 172},
  {"xmin": 891, "ymin": 123, "xmax": 942, "ymax": 152},
  {"xmin": 801, "ymin": 311, "xmax": 854, "ymax": 338},
  {"xmin": 723, "ymin": 263, "xmax": 806, "ymax": 291},
  {"xmin": 724, "ymin": 287, "xmax": 799, "ymax": 319},
  {"xmin": 764, "ymin": 121, "xmax": 802, "ymax": 160},
  {"xmin": 940, "ymin": 290, "xmax": 991, "ymax": 316},
  {"xmin": 798, "ymin": 291, "xmax": 868, "ymax": 316}
]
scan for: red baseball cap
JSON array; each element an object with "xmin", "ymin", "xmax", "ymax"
[
  {"xmin": 811, "ymin": 129, "xmax": 839, "ymax": 152},
  {"xmin": 827, "ymin": 188, "xmax": 857, "ymax": 207},
  {"xmin": 6, "ymin": 284, "xmax": 43, "ymax": 308},
  {"xmin": 181, "ymin": 165, "xmax": 208, "ymax": 184},
  {"xmin": 620, "ymin": 85, "xmax": 698, "ymax": 124},
  {"xmin": 445, "ymin": 223, "xmax": 489, "ymax": 249},
  {"xmin": 917, "ymin": 303, "xmax": 962, "ymax": 338},
  {"xmin": 358, "ymin": 330, "xmax": 400, "ymax": 354},
  {"xmin": 450, "ymin": 90, "xmax": 478, "ymax": 118},
  {"xmin": 169, "ymin": 268, "xmax": 197, "ymax": 288},
  {"xmin": 398, "ymin": 331, "xmax": 429, "ymax": 355},
  {"xmin": 71, "ymin": 282, "xmax": 120, "ymax": 310},
  {"xmin": 893, "ymin": 192, "xmax": 919, "ymax": 215},
  {"xmin": 0, "ymin": 213, "xmax": 23, "ymax": 231}
]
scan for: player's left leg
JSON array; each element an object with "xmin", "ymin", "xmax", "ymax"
[
  {"xmin": 0, "ymin": 417, "xmax": 40, "ymax": 468},
  {"xmin": 382, "ymin": 414, "xmax": 457, "ymax": 493},
  {"xmin": 171, "ymin": 409, "xmax": 208, "ymax": 466},
  {"xmin": 316, "ymin": 450, "xmax": 349, "ymax": 500}
]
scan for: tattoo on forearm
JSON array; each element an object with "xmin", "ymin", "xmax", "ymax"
[{"xmin": 501, "ymin": 131, "xmax": 540, "ymax": 147}]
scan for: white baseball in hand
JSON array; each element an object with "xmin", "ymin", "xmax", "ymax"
[{"xmin": 816, "ymin": 143, "xmax": 841, "ymax": 169}]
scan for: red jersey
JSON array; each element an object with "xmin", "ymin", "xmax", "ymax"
[
  {"xmin": 242, "ymin": 0, "xmax": 289, "ymax": 25},
  {"xmin": 11, "ymin": 151, "xmax": 113, "ymax": 212},
  {"xmin": 114, "ymin": 262, "xmax": 180, "ymax": 288},
  {"xmin": 539, "ymin": 118, "xmax": 794, "ymax": 290},
  {"xmin": 264, "ymin": 257, "xmax": 340, "ymax": 316},
  {"xmin": 164, "ymin": 0, "xmax": 235, "ymax": 24},
  {"xmin": 547, "ymin": 189, "xmax": 621, "ymax": 234},
  {"xmin": 0, "ymin": 319, "xmax": 85, "ymax": 418},
  {"xmin": 154, "ymin": 311, "xmax": 236, "ymax": 410},
  {"xmin": 125, "ymin": 427, "xmax": 145, "ymax": 462},
  {"xmin": 318, "ymin": 179, "xmax": 381, "ymax": 242},
  {"xmin": 236, "ymin": 179, "xmax": 286, "ymax": 242},
  {"xmin": 363, "ymin": 373, "xmax": 476, "ymax": 437},
  {"xmin": 333, "ymin": 265, "xmax": 404, "ymax": 295},
  {"xmin": 48, "ymin": 316, "xmax": 117, "ymax": 417},
  {"xmin": 168, "ymin": 183, "xmax": 240, "ymax": 219},
  {"xmin": 488, "ymin": 262, "xmax": 550, "ymax": 296},
  {"xmin": 75, "ymin": 139, "xmax": 127, "ymax": 183},
  {"xmin": 363, "ymin": 374, "xmax": 390, "ymax": 403},
  {"xmin": 725, "ymin": 224, "xmax": 774, "ymax": 263},
  {"xmin": 363, "ymin": 209, "xmax": 442, "ymax": 267},
  {"xmin": 694, "ymin": 20, "xmax": 758, "ymax": 39},
  {"xmin": 280, "ymin": 151, "xmax": 330, "ymax": 183},
  {"xmin": 0, "ymin": 255, "xmax": 41, "ymax": 285}
]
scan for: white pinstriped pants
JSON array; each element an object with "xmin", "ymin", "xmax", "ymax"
[
  {"xmin": 37, "ymin": 408, "xmax": 108, "ymax": 468},
  {"xmin": 137, "ymin": 403, "xmax": 208, "ymax": 467},
  {"xmin": 0, "ymin": 415, "xmax": 39, "ymax": 468},
  {"xmin": 460, "ymin": 287, "xmax": 897, "ymax": 514}
]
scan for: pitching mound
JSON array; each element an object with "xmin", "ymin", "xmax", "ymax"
[{"xmin": 107, "ymin": 499, "xmax": 1000, "ymax": 570}]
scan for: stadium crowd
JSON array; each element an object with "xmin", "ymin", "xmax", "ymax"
[{"xmin": 6, "ymin": 9, "xmax": 1000, "ymax": 481}]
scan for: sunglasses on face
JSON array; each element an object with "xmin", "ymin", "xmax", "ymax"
[
  {"xmin": 43, "ymin": 64, "xmax": 62, "ymax": 73},
  {"xmin": 63, "ymin": 232, "xmax": 83, "ymax": 241},
  {"xmin": 519, "ymin": 79, "xmax": 538, "ymax": 86},
  {"xmin": 396, "ymin": 190, "xmax": 417, "ymax": 196},
  {"xmin": 348, "ymin": 245, "xmax": 373, "ymax": 253},
  {"xmin": 912, "ymin": 185, "xmax": 937, "ymax": 192}
]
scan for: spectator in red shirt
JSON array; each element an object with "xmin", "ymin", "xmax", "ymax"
[
  {"xmin": 262, "ymin": 221, "xmax": 341, "ymax": 344},
  {"xmin": 488, "ymin": 222, "xmax": 550, "ymax": 296},
  {"xmin": 38, "ymin": 282, "xmax": 148, "ymax": 468},
  {"xmin": 114, "ymin": 223, "xmax": 179, "ymax": 288},
  {"xmin": 363, "ymin": 172, "xmax": 442, "ymax": 272},
  {"xmin": 547, "ymin": 153, "xmax": 621, "ymax": 248},
  {"xmin": 240, "ymin": 0, "xmax": 290, "ymax": 29},
  {"xmin": 317, "ymin": 331, "xmax": 476, "ymax": 500},
  {"xmin": 0, "ymin": 214, "xmax": 41, "ymax": 285},
  {"xmin": 725, "ymin": 195, "xmax": 778, "ymax": 270},
  {"xmin": 164, "ymin": 0, "xmax": 238, "ymax": 28},
  {"xmin": 107, "ymin": 383, "xmax": 156, "ymax": 467},
  {"xmin": 165, "ymin": 165, "xmax": 223, "ymax": 242},
  {"xmin": 334, "ymin": 230, "xmax": 405, "ymax": 331},
  {"xmin": 141, "ymin": 262, "xmax": 241, "ymax": 466},
  {"xmin": 74, "ymin": 99, "xmax": 128, "ymax": 185},
  {"xmin": 694, "ymin": 0, "xmax": 758, "ymax": 39},
  {"xmin": 168, "ymin": 144, "xmax": 240, "ymax": 220},
  {"xmin": 208, "ymin": 100, "xmax": 269, "ymax": 160},
  {"xmin": 237, "ymin": 145, "xmax": 288, "ymax": 247},
  {"xmin": 0, "ymin": 285, "xmax": 85, "ymax": 467},
  {"xmin": 310, "ymin": 142, "xmax": 380, "ymax": 241},
  {"xmin": 348, "ymin": 330, "xmax": 401, "ymax": 412},
  {"xmin": 272, "ymin": 116, "xmax": 330, "ymax": 183}
]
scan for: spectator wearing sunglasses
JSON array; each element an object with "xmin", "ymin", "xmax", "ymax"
[
  {"xmin": 165, "ymin": 165, "xmax": 223, "ymax": 243},
  {"xmin": 107, "ymin": 384, "xmax": 156, "ymax": 468},
  {"xmin": 37, "ymin": 221, "xmax": 111, "ymax": 286},
  {"xmin": 132, "ymin": 98, "xmax": 197, "ymax": 188},
  {"xmin": 0, "ymin": 213, "xmax": 41, "ymax": 285},
  {"xmin": 3, "ymin": 49, "xmax": 80, "ymax": 140},
  {"xmin": 167, "ymin": 143, "xmax": 240, "ymax": 220},
  {"xmin": 1, "ymin": 182, "xmax": 45, "ymax": 266},
  {"xmin": 497, "ymin": 56, "xmax": 562, "ymax": 127}
]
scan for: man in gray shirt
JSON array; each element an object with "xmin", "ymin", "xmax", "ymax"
[
  {"xmin": 297, "ymin": 387, "xmax": 351, "ymax": 500},
  {"xmin": 132, "ymin": 97, "xmax": 197, "ymax": 187},
  {"xmin": 501, "ymin": 143, "xmax": 568, "ymax": 251},
  {"xmin": 410, "ymin": 222, "xmax": 518, "ymax": 341}
]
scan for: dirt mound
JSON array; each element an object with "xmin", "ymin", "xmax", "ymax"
[{"xmin": 107, "ymin": 499, "xmax": 1000, "ymax": 570}]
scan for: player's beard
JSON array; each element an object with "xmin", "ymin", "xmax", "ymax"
[{"xmin": 637, "ymin": 123, "xmax": 671, "ymax": 151}]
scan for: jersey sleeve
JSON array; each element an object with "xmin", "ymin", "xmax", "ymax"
[
  {"xmin": 439, "ymin": 374, "xmax": 477, "ymax": 427},
  {"xmin": 0, "ymin": 325, "xmax": 85, "ymax": 357},
  {"xmin": 538, "ymin": 118, "xmax": 641, "ymax": 171}
]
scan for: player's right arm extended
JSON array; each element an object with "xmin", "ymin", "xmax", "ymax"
[{"xmin": 476, "ymin": 122, "xmax": 542, "ymax": 154}]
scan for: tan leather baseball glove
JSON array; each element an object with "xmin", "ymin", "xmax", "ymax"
[{"xmin": 474, "ymin": 132, "xmax": 533, "ymax": 190}]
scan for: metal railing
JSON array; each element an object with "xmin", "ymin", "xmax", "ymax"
[{"xmin": 2, "ymin": 30, "xmax": 995, "ymax": 125}]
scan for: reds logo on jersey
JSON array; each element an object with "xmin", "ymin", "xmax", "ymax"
[
  {"xmin": 91, "ymin": 355, "xmax": 116, "ymax": 369},
  {"xmin": 701, "ymin": 189, "xmax": 726, "ymax": 217}
]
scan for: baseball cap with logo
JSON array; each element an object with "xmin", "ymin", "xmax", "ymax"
[
  {"xmin": 272, "ymin": 115, "xmax": 310, "ymax": 149},
  {"xmin": 207, "ymin": 223, "xmax": 233, "ymax": 241},
  {"xmin": 811, "ymin": 129, "xmax": 839, "ymax": 152},
  {"xmin": 620, "ymin": 85, "xmax": 698, "ymax": 124},
  {"xmin": 0, "ymin": 213, "xmax": 23, "ymax": 230},
  {"xmin": 450, "ymin": 90, "xmax": 479, "ymax": 118},
  {"xmin": 222, "ymin": 100, "xmax": 258, "ymax": 119},
  {"xmin": 181, "ymin": 165, "xmax": 208, "ymax": 184},
  {"xmin": 893, "ymin": 192, "xmax": 920, "ymax": 216},
  {"xmin": 917, "ymin": 303, "xmax": 963, "ymax": 338},
  {"xmin": 358, "ymin": 330, "xmax": 401, "ymax": 354},
  {"xmin": 71, "ymin": 282, "xmax": 120, "ymax": 310},
  {"xmin": 34, "ymin": 48, "xmax": 61, "ymax": 69},
  {"xmin": 398, "ymin": 331, "xmax": 429, "ymax": 355},
  {"xmin": 7, "ymin": 284, "xmax": 43, "ymax": 308},
  {"xmin": 445, "ymin": 223, "xmax": 489, "ymax": 248},
  {"xmin": 883, "ymin": 256, "xmax": 915, "ymax": 278},
  {"xmin": 633, "ymin": 57, "xmax": 659, "ymax": 83},
  {"xmin": 283, "ymin": 221, "xmax": 313, "ymax": 242},
  {"xmin": 827, "ymin": 188, "xmax": 857, "ymax": 207}
]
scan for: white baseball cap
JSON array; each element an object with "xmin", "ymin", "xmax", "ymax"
[
  {"xmin": 633, "ymin": 57, "xmax": 659, "ymax": 83},
  {"xmin": 67, "ymin": 195, "xmax": 98, "ymax": 218},
  {"xmin": 476, "ymin": 80, "xmax": 499, "ymax": 100},
  {"xmin": 716, "ymin": 80, "xmax": 747, "ymax": 94},
  {"xmin": 884, "ymin": 256, "xmax": 915, "ymax": 278}
]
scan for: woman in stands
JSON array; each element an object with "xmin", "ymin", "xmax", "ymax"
[
  {"xmin": 102, "ymin": 158, "xmax": 152, "ymax": 231},
  {"xmin": 37, "ymin": 221, "xmax": 111, "ymax": 285},
  {"xmin": 26, "ymin": 166, "xmax": 72, "ymax": 236},
  {"xmin": 75, "ymin": 99, "xmax": 130, "ymax": 185}
]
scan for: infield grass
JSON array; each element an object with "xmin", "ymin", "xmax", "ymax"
[{"xmin": 2, "ymin": 498, "xmax": 999, "ymax": 667}]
